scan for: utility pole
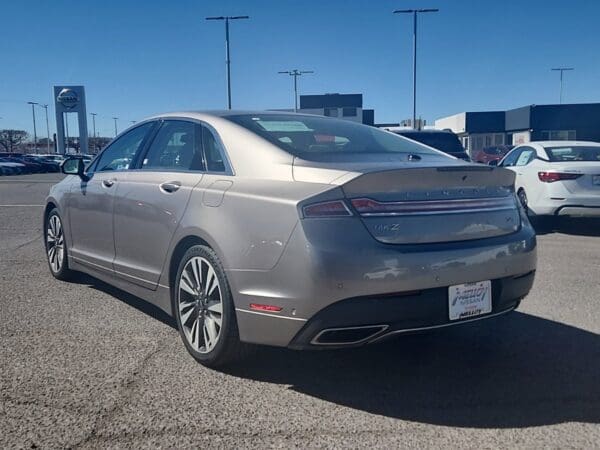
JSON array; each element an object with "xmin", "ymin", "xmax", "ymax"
[
  {"xmin": 551, "ymin": 67, "xmax": 574, "ymax": 104},
  {"xmin": 278, "ymin": 69, "xmax": 314, "ymax": 112},
  {"xmin": 393, "ymin": 8, "xmax": 439, "ymax": 129},
  {"xmin": 27, "ymin": 101, "xmax": 38, "ymax": 153},
  {"xmin": 206, "ymin": 15, "xmax": 250, "ymax": 109},
  {"xmin": 90, "ymin": 113, "xmax": 97, "ymax": 153},
  {"xmin": 112, "ymin": 117, "xmax": 118, "ymax": 137},
  {"xmin": 41, "ymin": 104, "xmax": 50, "ymax": 153}
]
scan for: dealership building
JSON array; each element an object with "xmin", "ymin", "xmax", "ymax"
[
  {"xmin": 435, "ymin": 102, "xmax": 600, "ymax": 155},
  {"xmin": 298, "ymin": 93, "xmax": 375, "ymax": 125}
]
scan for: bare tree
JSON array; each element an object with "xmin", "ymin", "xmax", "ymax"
[{"xmin": 0, "ymin": 129, "xmax": 28, "ymax": 152}]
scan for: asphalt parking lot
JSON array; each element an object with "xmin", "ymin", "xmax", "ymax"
[{"xmin": 1, "ymin": 173, "xmax": 599, "ymax": 449}]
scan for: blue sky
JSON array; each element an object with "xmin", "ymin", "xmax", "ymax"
[{"xmin": 2, "ymin": 0, "xmax": 600, "ymax": 137}]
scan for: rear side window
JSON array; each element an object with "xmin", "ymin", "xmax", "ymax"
[
  {"xmin": 546, "ymin": 146, "xmax": 600, "ymax": 162},
  {"xmin": 141, "ymin": 121, "xmax": 205, "ymax": 171},
  {"xmin": 202, "ymin": 126, "xmax": 227, "ymax": 172},
  {"xmin": 95, "ymin": 122, "xmax": 154, "ymax": 172}
]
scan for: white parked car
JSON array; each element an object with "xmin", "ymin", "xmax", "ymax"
[{"xmin": 497, "ymin": 141, "xmax": 600, "ymax": 217}]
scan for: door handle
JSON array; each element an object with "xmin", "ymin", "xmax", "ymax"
[
  {"xmin": 102, "ymin": 179, "xmax": 115, "ymax": 188},
  {"xmin": 160, "ymin": 181, "xmax": 181, "ymax": 193}
]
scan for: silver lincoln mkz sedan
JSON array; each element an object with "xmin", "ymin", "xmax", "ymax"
[{"xmin": 45, "ymin": 111, "xmax": 537, "ymax": 366}]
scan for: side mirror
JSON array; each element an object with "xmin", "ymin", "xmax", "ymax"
[
  {"xmin": 61, "ymin": 157, "xmax": 88, "ymax": 180},
  {"xmin": 488, "ymin": 160, "xmax": 499, "ymax": 166}
]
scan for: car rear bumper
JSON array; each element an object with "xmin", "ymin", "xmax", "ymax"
[
  {"xmin": 288, "ymin": 270, "xmax": 534, "ymax": 349},
  {"xmin": 229, "ymin": 217, "xmax": 537, "ymax": 348}
]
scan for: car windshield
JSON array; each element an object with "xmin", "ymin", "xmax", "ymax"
[
  {"xmin": 546, "ymin": 146, "xmax": 600, "ymax": 162},
  {"xmin": 225, "ymin": 114, "xmax": 439, "ymax": 160},
  {"xmin": 395, "ymin": 131, "xmax": 465, "ymax": 154}
]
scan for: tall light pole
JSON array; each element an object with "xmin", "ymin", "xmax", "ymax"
[
  {"xmin": 112, "ymin": 117, "xmax": 118, "ymax": 137},
  {"xmin": 90, "ymin": 113, "xmax": 97, "ymax": 138},
  {"xmin": 27, "ymin": 101, "xmax": 38, "ymax": 153},
  {"xmin": 41, "ymin": 104, "xmax": 50, "ymax": 153},
  {"xmin": 278, "ymin": 69, "xmax": 314, "ymax": 112},
  {"xmin": 551, "ymin": 67, "xmax": 574, "ymax": 104},
  {"xmin": 393, "ymin": 8, "xmax": 439, "ymax": 129},
  {"xmin": 206, "ymin": 15, "xmax": 250, "ymax": 109}
]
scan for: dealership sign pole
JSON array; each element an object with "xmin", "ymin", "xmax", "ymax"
[{"xmin": 54, "ymin": 86, "xmax": 89, "ymax": 155}]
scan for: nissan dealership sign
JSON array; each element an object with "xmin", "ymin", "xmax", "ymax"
[{"xmin": 56, "ymin": 88, "xmax": 79, "ymax": 109}]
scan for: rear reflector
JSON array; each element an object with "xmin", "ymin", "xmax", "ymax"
[
  {"xmin": 350, "ymin": 196, "xmax": 516, "ymax": 216},
  {"xmin": 303, "ymin": 200, "xmax": 352, "ymax": 217},
  {"xmin": 538, "ymin": 171, "xmax": 583, "ymax": 183},
  {"xmin": 249, "ymin": 303, "xmax": 283, "ymax": 312}
]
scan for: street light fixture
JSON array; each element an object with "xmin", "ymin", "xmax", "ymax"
[
  {"xmin": 551, "ymin": 67, "xmax": 574, "ymax": 104},
  {"xmin": 40, "ymin": 104, "xmax": 51, "ymax": 154},
  {"xmin": 206, "ymin": 15, "xmax": 250, "ymax": 109},
  {"xmin": 278, "ymin": 69, "xmax": 314, "ymax": 112},
  {"xmin": 27, "ymin": 101, "xmax": 38, "ymax": 153},
  {"xmin": 393, "ymin": 8, "xmax": 439, "ymax": 129},
  {"xmin": 112, "ymin": 117, "xmax": 119, "ymax": 137}
]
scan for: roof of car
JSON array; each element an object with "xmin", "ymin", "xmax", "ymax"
[
  {"xmin": 525, "ymin": 140, "xmax": 600, "ymax": 147},
  {"xmin": 150, "ymin": 110, "xmax": 326, "ymax": 120}
]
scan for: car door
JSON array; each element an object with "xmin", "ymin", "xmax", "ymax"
[
  {"xmin": 111, "ymin": 119, "xmax": 208, "ymax": 289},
  {"xmin": 511, "ymin": 146, "xmax": 537, "ymax": 193},
  {"xmin": 67, "ymin": 122, "xmax": 155, "ymax": 272}
]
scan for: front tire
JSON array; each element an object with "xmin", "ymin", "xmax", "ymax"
[
  {"xmin": 172, "ymin": 245, "xmax": 245, "ymax": 367},
  {"xmin": 45, "ymin": 209, "xmax": 75, "ymax": 281}
]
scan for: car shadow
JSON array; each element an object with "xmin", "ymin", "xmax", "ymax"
[
  {"xmin": 224, "ymin": 312, "xmax": 600, "ymax": 429},
  {"xmin": 68, "ymin": 273, "xmax": 599, "ymax": 429},
  {"xmin": 531, "ymin": 217, "xmax": 600, "ymax": 237},
  {"xmin": 69, "ymin": 273, "xmax": 177, "ymax": 329}
]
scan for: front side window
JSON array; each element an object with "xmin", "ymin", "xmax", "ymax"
[
  {"xmin": 141, "ymin": 121, "xmax": 204, "ymax": 171},
  {"xmin": 95, "ymin": 122, "xmax": 154, "ymax": 172},
  {"xmin": 225, "ymin": 114, "xmax": 439, "ymax": 161},
  {"xmin": 501, "ymin": 149, "xmax": 521, "ymax": 167}
]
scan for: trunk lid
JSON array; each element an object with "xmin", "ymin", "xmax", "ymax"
[
  {"xmin": 545, "ymin": 162, "xmax": 600, "ymax": 195},
  {"xmin": 341, "ymin": 165, "xmax": 520, "ymax": 244}
]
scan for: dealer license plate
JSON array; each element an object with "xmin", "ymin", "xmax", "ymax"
[{"xmin": 448, "ymin": 280, "xmax": 492, "ymax": 321}]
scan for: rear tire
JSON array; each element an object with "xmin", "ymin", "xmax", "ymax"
[
  {"xmin": 45, "ymin": 208, "xmax": 75, "ymax": 281},
  {"xmin": 517, "ymin": 189, "xmax": 530, "ymax": 216},
  {"xmin": 172, "ymin": 245, "xmax": 247, "ymax": 367}
]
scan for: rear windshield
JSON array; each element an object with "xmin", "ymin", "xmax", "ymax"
[
  {"xmin": 546, "ymin": 146, "xmax": 600, "ymax": 162},
  {"xmin": 225, "ymin": 114, "xmax": 440, "ymax": 160},
  {"xmin": 395, "ymin": 131, "xmax": 464, "ymax": 154}
]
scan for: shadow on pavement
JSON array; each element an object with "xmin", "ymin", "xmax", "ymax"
[
  {"xmin": 70, "ymin": 273, "xmax": 177, "ymax": 329},
  {"xmin": 531, "ymin": 217, "xmax": 600, "ymax": 237},
  {"xmin": 224, "ymin": 312, "xmax": 600, "ymax": 428},
  {"xmin": 70, "ymin": 271, "xmax": 600, "ymax": 429}
]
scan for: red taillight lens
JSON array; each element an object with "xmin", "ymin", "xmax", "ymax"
[
  {"xmin": 303, "ymin": 200, "xmax": 352, "ymax": 217},
  {"xmin": 538, "ymin": 171, "xmax": 582, "ymax": 183}
]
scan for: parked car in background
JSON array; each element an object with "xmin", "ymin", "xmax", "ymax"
[
  {"xmin": 472, "ymin": 145, "xmax": 514, "ymax": 165},
  {"xmin": 0, "ymin": 158, "xmax": 26, "ymax": 175},
  {"xmin": 497, "ymin": 141, "xmax": 600, "ymax": 217},
  {"xmin": 3, "ymin": 156, "xmax": 46, "ymax": 173},
  {"xmin": 387, "ymin": 129, "xmax": 470, "ymax": 161},
  {"xmin": 22, "ymin": 155, "xmax": 61, "ymax": 172},
  {"xmin": 45, "ymin": 111, "xmax": 536, "ymax": 367}
]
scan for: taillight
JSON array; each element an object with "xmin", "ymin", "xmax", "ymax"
[
  {"xmin": 303, "ymin": 200, "xmax": 352, "ymax": 217},
  {"xmin": 538, "ymin": 171, "xmax": 582, "ymax": 183}
]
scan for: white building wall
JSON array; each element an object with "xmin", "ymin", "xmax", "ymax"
[{"xmin": 435, "ymin": 113, "xmax": 467, "ymax": 134}]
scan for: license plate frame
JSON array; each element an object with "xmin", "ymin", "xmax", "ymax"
[{"xmin": 448, "ymin": 280, "xmax": 492, "ymax": 321}]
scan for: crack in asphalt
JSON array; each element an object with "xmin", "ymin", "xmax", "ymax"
[{"xmin": 69, "ymin": 342, "xmax": 165, "ymax": 449}]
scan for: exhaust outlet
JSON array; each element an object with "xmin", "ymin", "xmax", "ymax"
[{"xmin": 311, "ymin": 325, "xmax": 389, "ymax": 346}]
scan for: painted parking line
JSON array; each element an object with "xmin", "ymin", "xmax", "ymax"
[{"xmin": 0, "ymin": 204, "xmax": 44, "ymax": 207}]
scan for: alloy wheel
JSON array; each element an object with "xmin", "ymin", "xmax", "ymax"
[
  {"xmin": 178, "ymin": 257, "xmax": 223, "ymax": 354},
  {"xmin": 46, "ymin": 215, "xmax": 65, "ymax": 273}
]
